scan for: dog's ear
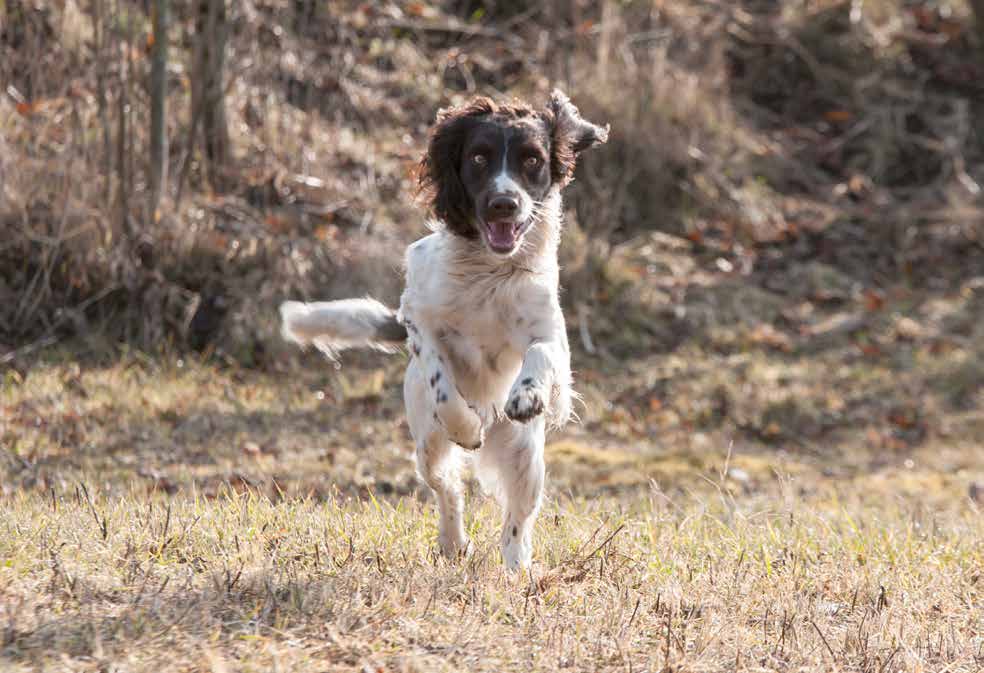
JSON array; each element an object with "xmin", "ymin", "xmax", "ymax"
[
  {"xmin": 418, "ymin": 98, "xmax": 495, "ymax": 238},
  {"xmin": 545, "ymin": 89, "xmax": 610, "ymax": 185}
]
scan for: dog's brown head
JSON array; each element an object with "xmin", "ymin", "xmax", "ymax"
[{"xmin": 418, "ymin": 90, "xmax": 609, "ymax": 257}]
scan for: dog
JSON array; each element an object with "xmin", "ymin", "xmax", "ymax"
[{"xmin": 280, "ymin": 90, "xmax": 608, "ymax": 570}]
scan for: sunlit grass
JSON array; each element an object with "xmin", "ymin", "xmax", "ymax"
[
  {"xmin": 1, "ymin": 475, "xmax": 982, "ymax": 672},
  {"xmin": 3, "ymin": 351, "xmax": 983, "ymax": 671}
]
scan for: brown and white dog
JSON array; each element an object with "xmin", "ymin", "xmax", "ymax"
[{"xmin": 280, "ymin": 91, "xmax": 608, "ymax": 570}]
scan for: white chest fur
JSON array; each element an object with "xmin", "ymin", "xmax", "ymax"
[{"xmin": 399, "ymin": 229, "xmax": 561, "ymax": 415}]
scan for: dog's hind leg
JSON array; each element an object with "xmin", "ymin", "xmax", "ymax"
[
  {"xmin": 405, "ymin": 357, "xmax": 470, "ymax": 559},
  {"xmin": 477, "ymin": 416, "xmax": 546, "ymax": 571},
  {"xmin": 416, "ymin": 438, "xmax": 469, "ymax": 559}
]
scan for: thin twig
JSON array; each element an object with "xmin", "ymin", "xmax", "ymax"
[{"xmin": 810, "ymin": 618, "xmax": 838, "ymax": 660}]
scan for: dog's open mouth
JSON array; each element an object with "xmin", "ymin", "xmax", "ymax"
[{"xmin": 484, "ymin": 219, "xmax": 526, "ymax": 254}]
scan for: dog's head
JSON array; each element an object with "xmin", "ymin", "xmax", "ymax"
[{"xmin": 418, "ymin": 90, "xmax": 609, "ymax": 257}]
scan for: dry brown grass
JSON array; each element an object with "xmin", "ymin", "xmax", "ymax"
[
  {"xmin": 2, "ymin": 457, "xmax": 982, "ymax": 672},
  {"xmin": 2, "ymin": 355, "xmax": 983, "ymax": 672}
]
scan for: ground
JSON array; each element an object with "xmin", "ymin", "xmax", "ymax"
[{"xmin": 2, "ymin": 325, "xmax": 983, "ymax": 671}]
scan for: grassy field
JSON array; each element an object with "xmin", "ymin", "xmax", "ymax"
[{"xmin": 2, "ymin": 354, "xmax": 982, "ymax": 672}]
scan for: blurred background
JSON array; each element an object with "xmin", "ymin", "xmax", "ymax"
[{"xmin": 2, "ymin": 0, "xmax": 983, "ymax": 500}]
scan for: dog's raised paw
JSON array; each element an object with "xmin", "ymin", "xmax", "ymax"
[{"xmin": 506, "ymin": 378, "xmax": 545, "ymax": 423}]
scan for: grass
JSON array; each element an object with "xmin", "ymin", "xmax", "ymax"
[
  {"xmin": 1, "ymin": 476, "xmax": 981, "ymax": 671},
  {"xmin": 2, "ymin": 355, "xmax": 983, "ymax": 672}
]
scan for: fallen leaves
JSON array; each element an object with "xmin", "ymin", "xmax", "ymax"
[{"xmin": 748, "ymin": 323, "xmax": 793, "ymax": 352}]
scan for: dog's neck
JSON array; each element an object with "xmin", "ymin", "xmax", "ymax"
[{"xmin": 446, "ymin": 189, "xmax": 563, "ymax": 276}]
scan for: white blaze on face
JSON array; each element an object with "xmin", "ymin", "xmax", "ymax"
[
  {"xmin": 490, "ymin": 135, "xmax": 532, "ymax": 222},
  {"xmin": 492, "ymin": 171, "xmax": 522, "ymax": 195}
]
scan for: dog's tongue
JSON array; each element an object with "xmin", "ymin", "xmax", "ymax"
[{"xmin": 487, "ymin": 220, "xmax": 517, "ymax": 250}]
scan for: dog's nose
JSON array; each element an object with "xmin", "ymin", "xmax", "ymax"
[{"xmin": 488, "ymin": 195, "xmax": 519, "ymax": 219}]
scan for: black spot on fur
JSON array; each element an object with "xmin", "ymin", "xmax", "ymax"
[
  {"xmin": 522, "ymin": 377, "xmax": 533, "ymax": 386},
  {"xmin": 512, "ymin": 526, "xmax": 518, "ymax": 537},
  {"xmin": 429, "ymin": 371, "xmax": 442, "ymax": 388}
]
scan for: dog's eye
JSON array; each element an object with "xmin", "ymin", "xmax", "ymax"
[
  {"xmin": 524, "ymin": 156, "xmax": 542, "ymax": 169},
  {"xmin": 471, "ymin": 153, "xmax": 487, "ymax": 166}
]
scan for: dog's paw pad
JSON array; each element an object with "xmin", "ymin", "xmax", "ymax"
[{"xmin": 506, "ymin": 384, "xmax": 545, "ymax": 423}]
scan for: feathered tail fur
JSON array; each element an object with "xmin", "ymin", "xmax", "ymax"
[{"xmin": 279, "ymin": 298, "xmax": 407, "ymax": 359}]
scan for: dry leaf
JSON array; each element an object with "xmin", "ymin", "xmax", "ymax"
[
  {"xmin": 862, "ymin": 289, "xmax": 885, "ymax": 312},
  {"xmin": 264, "ymin": 213, "xmax": 290, "ymax": 234},
  {"xmin": 313, "ymin": 224, "xmax": 338, "ymax": 241},
  {"xmin": 576, "ymin": 19, "xmax": 595, "ymax": 35},
  {"xmin": 824, "ymin": 109, "xmax": 852, "ymax": 123},
  {"xmin": 857, "ymin": 341, "xmax": 882, "ymax": 358},
  {"xmin": 749, "ymin": 324, "xmax": 793, "ymax": 352}
]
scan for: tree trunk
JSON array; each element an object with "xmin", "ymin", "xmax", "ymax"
[
  {"xmin": 87, "ymin": 0, "xmax": 113, "ymax": 208},
  {"xmin": 116, "ymin": 0, "xmax": 131, "ymax": 238},
  {"xmin": 970, "ymin": 0, "xmax": 984, "ymax": 160},
  {"xmin": 193, "ymin": 0, "xmax": 230, "ymax": 192},
  {"xmin": 149, "ymin": 0, "xmax": 169, "ymax": 219},
  {"xmin": 971, "ymin": 0, "xmax": 984, "ymax": 40}
]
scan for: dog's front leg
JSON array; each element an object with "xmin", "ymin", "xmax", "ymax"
[{"xmin": 505, "ymin": 336, "xmax": 570, "ymax": 424}]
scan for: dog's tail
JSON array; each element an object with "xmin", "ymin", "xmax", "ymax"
[{"xmin": 279, "ymin": 298, "xmax": 407, "ymax": 359}]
